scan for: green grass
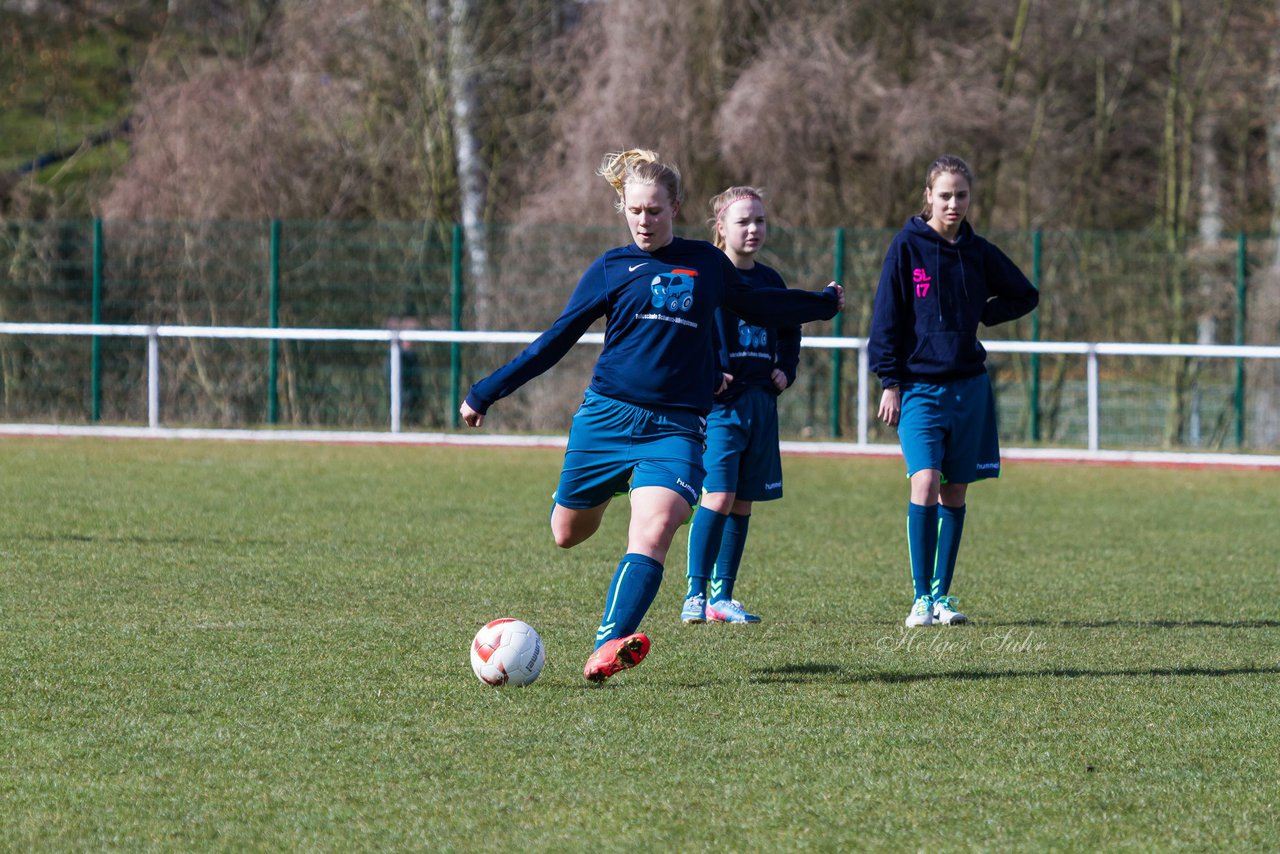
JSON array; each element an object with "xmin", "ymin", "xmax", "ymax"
[
  {"xmin": 1, "ymin": 437, "xmax": 1277, "ymax": 851},
  {"xmin": 1, "ymin": 14, "xmax": 134, "ymax": 168}
]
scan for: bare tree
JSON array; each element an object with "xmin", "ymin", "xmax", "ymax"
[
  {"xmin": 714, "ymin": 7, "xmax": 1010, "ymax": 229},
  {"xmin": 444, "ymin": 0, "xmax": 494, "ymax": 326},
  {"xmin": 1252, "ymin": 0, "xmax": 1280, "ymax": 443},
  {"xmin": 1270, "ymin": 0, "xmax": 1280, "ymax": 268},
  {"xmin": 1153, "ymin": 0, "xmax": 1237, "ymax": 445}
]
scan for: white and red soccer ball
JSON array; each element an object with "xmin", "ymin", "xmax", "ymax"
[{"xmin": 470, "ymin": 618, "xmax": 545, "ymax": 687}]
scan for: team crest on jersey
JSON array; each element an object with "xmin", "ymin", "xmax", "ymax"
[
  {"xmin": 737, "ymin": 319, "xmax": 767, "ymax": 348},
  {"xmin": 650, "ymin": 269, "xmax": 698, "ymax": 313}
]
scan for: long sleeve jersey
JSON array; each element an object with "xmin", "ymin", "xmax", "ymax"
[
  {"xmin": 868, "ymin": 217, "xmax": 1039, "ymax": 388},
  {"xmin": 713, "ymin": 261, "xmax": 802, "ymax": 405},
  {"xmin": 465, "ymin": 237, "xmax": 839, "ymax": 416}
]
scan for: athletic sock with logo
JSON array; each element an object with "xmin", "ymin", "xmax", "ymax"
[
  {"xmin": 931, "ymin": 504, "xmax": 966, "ymax": 599},
  {"xmin": 907, "ymin": 502, "xmax": 939, "ymax": 599},
  {"xmin": 595, "ymin": 553, "xmax": 664, "ymax": 649},
  {"xmin": 710, "ymin": 512, "xmax": 751, "ymax": 603},
  {"xmin": 686, "ymin": 506, "xmax": 728, "ymax": 599}
]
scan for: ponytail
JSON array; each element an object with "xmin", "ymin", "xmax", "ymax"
[{"xmin": 597, "ymin": 149, "xmax": 683, "ymax": 212}]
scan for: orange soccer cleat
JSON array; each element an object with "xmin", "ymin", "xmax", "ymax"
[{"xmin": 583, "ymin": 633, "xmax": 650, "ymax": 683}]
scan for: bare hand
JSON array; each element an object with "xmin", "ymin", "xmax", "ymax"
[
  {"xmin": 460, "ymin": 400, "xmax": 484, "ymax": 428},
  {"xmin": 827, "ymin": 282, "xmax": 845, "ymax": 312},
  {"xmin": 716, "ymin": 372, "xmax": 734, "ymax": 395},
  {"xmin": 771, "ymin": 369, "xmax": 790, "ymax": 392},
  {"xmin": 878, "ymin": 387, "xmax": 900, "ymax": 427}
]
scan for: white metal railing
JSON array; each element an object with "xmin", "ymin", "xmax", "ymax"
[
  {"xmin": 2, "ymin": 322, "xmax": 1280, "ymax": 451},
  {"xmin": 0, "ymin": 322, "xmax": 604, "ymax": 433}
]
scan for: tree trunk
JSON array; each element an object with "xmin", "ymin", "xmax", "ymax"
[
  {"xmin": 1251, "ymin": 0, "xmax": 1280, "ymax": 444},
  {"xmin": 1161, "ymin": 0, "xmax": 1189, "ymax": 447},
  {"xmin": 1270, "ymin": 0, "xmax": 1280, "ymax": 270},
  {"xmin": 1197, "ymin": 113, "xmax": 1223, "ymax": 245},
  {"xmin": 1184, "ymin": 111, "xmax": 1225, "ymax": 447},
  {"xmin": 448, "ymin": 0, "xmax": 492, "ymax": 328}
]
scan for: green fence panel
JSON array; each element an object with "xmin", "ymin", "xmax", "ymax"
[{"xmin": 0, "ymin": 219, "xmax": 1275, "ymax": 449}]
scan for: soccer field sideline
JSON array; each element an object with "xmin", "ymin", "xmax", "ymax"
[{"xmin": 3, "ymin": 421, "xmax": 1280, "ymax": 470}]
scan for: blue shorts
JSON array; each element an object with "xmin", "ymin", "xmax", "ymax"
[
  {"xmin": 703, "ymin": 386, "xmax": 783, "ymax": 502},
  {"xmin": 897, "ymin": 373, "xmax": 1001, "ymax": 483},
  {"xmin": 555, "ymin": 389, "xmax": 707, "ymax": 509}
]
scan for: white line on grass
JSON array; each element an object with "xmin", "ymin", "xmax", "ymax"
[{"xmin": 2, "ymin": 423, "xmax": 1279, "ymax": 469}]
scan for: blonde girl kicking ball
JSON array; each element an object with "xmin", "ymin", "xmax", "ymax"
[{"xmin": 462, "ymin": 150, "xmax": 843, "ymax": 681}]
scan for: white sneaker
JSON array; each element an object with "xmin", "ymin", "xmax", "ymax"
[
  {"xmin": 932, "ymin": 595, "xmax": 968, "ymax": 625},
  {"xmin": 905, "ymin": 596, "xmax": 934, "ymax": 627}
]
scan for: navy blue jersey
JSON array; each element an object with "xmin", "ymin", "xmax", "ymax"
[
  {"xmin": 466, "ymin": 237, "xmax": 839, "ymax": 415},
  {"xmin": 713, "ymin": 262, "xmax": 802, "ymax": 405},
  {"xmin": 868, "ymin": 217, "xmax": 1039, "ymax": 388}
]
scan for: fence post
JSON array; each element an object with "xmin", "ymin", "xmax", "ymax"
[
  {"xmin": 1087, "ymin": 345, "xmax": 1099, "ymax": 451},
  {"xmin": 91, "ymin": 218, "xmax": 103, "ymax": 423},
  {"xmin": 268, "ymin": 220, "xmax": 281, "ymax": 425},
  {"xmin": 1030, "ymin": 230, "xmax": 1042, "ymax": 442},
  {"xmin": 1235, "ymin": 231, "xmax": 1247, "ymax": 448},
  {"xmin": 856, "ymin": 344, "xmax": 869, "ymax": 445},
  {"xmin": 830, "ymin": 227, "xmax": 846, "ymax": 437},
  {"xmin": 147, "ymin": 327, "xmax": 160, "ymax": 429},
  {"xmin": 389, "ymin": 335, "xmax": 402, "ymax": 433},
  {"xmin": 450, "ymin": 223, "xmax": 463, "ymax": 429}
]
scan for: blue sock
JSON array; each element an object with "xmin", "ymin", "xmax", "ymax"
[
  {"xmin": 710, "ymin": 512, "xmax": 750, "ymax": 603},
  {"xmin": 907, "ymin": 503, "xmax": 939, "ymax": 599},
  {"xmin": 931, "ymin": 504, "xmax": 966, "ymax": 599},
  {"xmin": 595, "ymin": 553, "xmax": 664, "ymax": 649},
  {"xmin": 686, "ymin": 507, "xmax": 728, "ymax": 599}
]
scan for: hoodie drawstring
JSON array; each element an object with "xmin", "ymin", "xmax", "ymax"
[{"xmin": 936, "ymin": 239, "xmax": 971, "ymax": 325}]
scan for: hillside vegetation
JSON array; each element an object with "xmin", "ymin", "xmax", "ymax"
[
  {"xmin": 2, "ymin": 0, "xmax": 1277, "ymax": 236},
  {"xmin": 1, "ymin": 4, "xmax": 161, "ymax": 215}
]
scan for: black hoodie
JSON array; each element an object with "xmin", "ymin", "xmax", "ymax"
[{"xmin": 868, "ymin": 216, "xmax": 1039, "ymax": 388}]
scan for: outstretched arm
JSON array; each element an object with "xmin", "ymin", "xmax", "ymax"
[
  {"xmin": 461, "ymin": 258, "xmax": 610, "ymax": 423},
  {"xmin": 726, "ymin": 277, "xmax": 844, "ymax": 328}
]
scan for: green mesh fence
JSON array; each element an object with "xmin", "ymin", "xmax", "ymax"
[{"xmin": 0, "ymin": 219, "xmax": 1275, "ymax": 450}]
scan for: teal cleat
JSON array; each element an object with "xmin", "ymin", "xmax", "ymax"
[
  {"xmin": 706, "ymin": 598, "xmax": 761, "ymax": 624},
  {"xmin": 681, "ymin": 593, "xmax": 707, "ymax": 624}
]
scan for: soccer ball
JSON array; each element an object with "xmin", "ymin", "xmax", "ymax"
[{"xmin": 470, "ymin": 618, "xmax": 545, "ymax": 687}]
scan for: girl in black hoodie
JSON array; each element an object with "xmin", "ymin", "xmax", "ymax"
[{"xmin": 868, "ymin": 155, "xmax": 1039, "ymax": 628}]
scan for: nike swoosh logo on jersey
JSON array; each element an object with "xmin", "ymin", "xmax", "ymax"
[{"xmin": 628, "ymin": 263, "xmax": 648, "ymax": 272}]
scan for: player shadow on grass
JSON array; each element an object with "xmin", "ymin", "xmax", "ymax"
[
  {"xmin": 749, "ymin": 664, "xmax": 1280, "ymax": 685},
  {"xmin": 22, "ymin": 533, "xmax": 284, "ymax": 546},
  {"xmin": 991, "ymin": 619, "xmax": 1280, "ymax": 629}
]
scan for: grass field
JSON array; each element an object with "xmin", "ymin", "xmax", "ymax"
[{"xmin": 1, "ymin": 436, "xmax": 1277, "ymax": 851}]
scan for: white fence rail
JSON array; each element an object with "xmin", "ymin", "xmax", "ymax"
[{"xmin": 2, "ymin": 322, "xmax": 1279, "ymax": 459}]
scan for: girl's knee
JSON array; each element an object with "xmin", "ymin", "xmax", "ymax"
[
  {"xmin": 550, "ymin": 506, "xmax": 600, "ymax": 549},
  {"xmin": 551, "ymin": 524, "xmax": 579, "ymax": 549},
  {"xmin": 909, "ymin": 469, "xmax": 942, "ymax": 505},
  {"xmin": 940, "ymin": 482, "xmax": 968, "ymax": 506}
]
